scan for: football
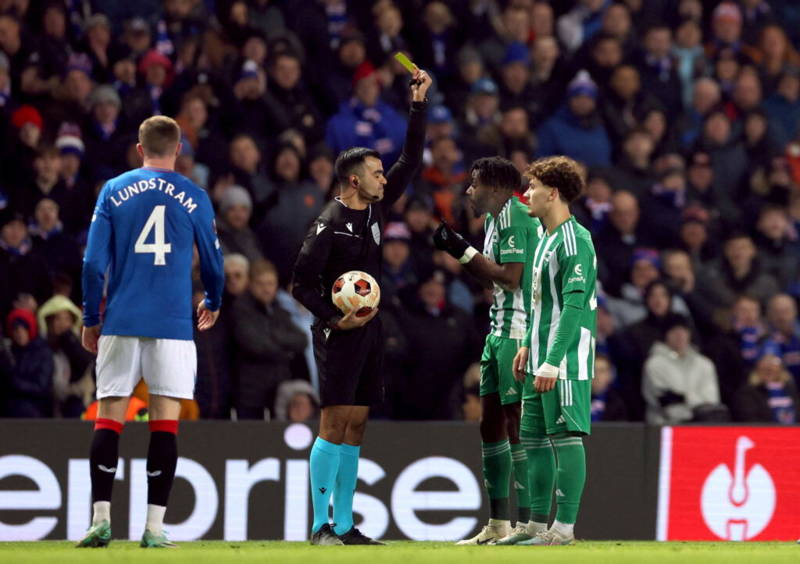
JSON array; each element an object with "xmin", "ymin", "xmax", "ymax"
[{"xmin": 331, "ymin": 270, "xmax": 381, "ymax": 317}]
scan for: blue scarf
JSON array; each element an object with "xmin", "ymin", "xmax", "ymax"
[{"xmin": 765, "ymin": 381, "xmax": 796, "ymax": 424}]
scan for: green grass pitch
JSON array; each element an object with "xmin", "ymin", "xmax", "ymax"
[{"xmin": 0, "ymin": 541, "xmax": 797, "ymax": 564}]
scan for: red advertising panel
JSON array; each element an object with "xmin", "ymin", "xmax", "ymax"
[{"xmin": 657, "ymin": 426, "xmax": 800, "ymax": 541}]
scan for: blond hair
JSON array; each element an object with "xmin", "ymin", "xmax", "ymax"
[{"xmin": 138, "ymin": 116, "xmax": 181, "ymax": 157}]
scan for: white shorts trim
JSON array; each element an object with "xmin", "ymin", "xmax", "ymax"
[{"xmin": 96, "ymin": 336, "xmax": 197, "ymax": 400}]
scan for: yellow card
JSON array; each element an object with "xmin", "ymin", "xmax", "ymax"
[{"xmin": 393, "ymin": 52, "xmax": 417, "ymax": 74}]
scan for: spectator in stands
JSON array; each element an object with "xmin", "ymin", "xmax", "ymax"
[
  {"xmin": 635, "ymin": 25, "xmax": 683, "ymax": 119},
  {"xmin": 733, "ymin": 353, "xmax": 797, "ymax": 423},
  {"xmin": 231, "ymin": 59, "xmax": 288, "ymax": 151},
  {"xmin": 325, "ymin": 61, "xmax": 406, "ymax": 167},
  {"xmin": 29, "ymin": 198, "xmax": 82, "ymax": 303},
  {"xmin": 685, "ymin": 151, "xmax": 740, "ymax": 228},
  {"xmin": 731, "ymin": 294, "xmax": 767, "ymax": 365},
  {"xmin": 761, "ymin": 293, "xmax": 800, "ymax": 388},
  {"xmin": 223, "ymin": 253, "xmax": 249, "ymax": 303},
  {"xmin": 138, "ymin": 49, "xmax": 173, "ymax": 115},
  {"xmin": 762, "ymin": 69, "xmax": 800, "ymax": 149},
  {"xmin": 605, "ymin": 127, "xmax": 656, "ymax": 198},
  {"xmin": 122, "ymin": 18, "xmax": 152, "ymax": 60},
  {"xmin": 367, "ymin": 3, "xmax": 406, "ymax": 67},
  {"xmin": 1, "ymin": 308, "xmax": 54, "ymax": 418},
  {"xmin": 37, "ymin": 294, "xmax": 93, "ymax": 417},
  {"xmin": 193, "ymin": 286, "xmax": 234, "ymax": 420},
  {"xmin": 608, "ymin": 249, "xmax": 690, "ymax": 328},
  {"xmin": 273, "ymin": 379, "xmax": 319, "ymax": 422},
  {"xmin": 418, "ymin": 136, "xmax": 467, "ymax": 227},
  {"xmin": 700, "ymin": 232, "xmax": 780, "ymax": 309},
  {"xmin": 414, "ymin": 1, "xmax": 461, "ymax": 87},
  {"xmin": 678, "ymin": 77, "xmax": 721, "ymax": 149},
  {"xmin": 641, "ymin": 166, "xmax": 688, "ymax": 249},
  {"xmin": 460, "ymin": 77, "xmax": 501, "ymax": 159},
  {"xmin": 572, "ymin": 171, "xmax": 612, "ymax": 236},
  {"xmin": 697, "ymin": 110, "xmax": 749, "ymax": 205},
  {"xmin": 217, "ymin": 185, "xmax": 264, "ymax": 265},
  {"xmin": 227, "ymin": 134, "xmax": 273, "ymax": 215},
  {"xmin": 679, "ymin": 206, "xmax": 718, "ymax": 264},
  {"xmin": 83, "ymin": 85, "xmax": 130, "ymax": 179},
  {"xmin": 258, "ymin": 143, "xmax": 323, "ymax": 284},
  {"xmin": 596, "ymin": 191, "xmax": 653, "ymax": 296},
  {"xmin": 322, "ymin": 30, "xmax": 366, "ymax": 112},
  {"xmin": 642, "ymin": 314, "xmax": 722, "ymax": 424},
  {"xmin": 498, "ymin": 42, "xmax": 540, "ymax": 123},
  {"xmin": 231, "ymin": 260, "xmax": 307, "ymax": 420},
  {"xmin": 478, "ymin": 4, "xmax": 531, "ymax": 70},
  {"xmin": 585, "ymin": 34, "xmax": 624, "ymax": 88},
  {"xmin": 752, "ymin": 24, "xmax": 799, "ymax": 96},
  {"xmin": 730, "ymin": 68, "xmax": 764, "ymax": 125},
  {"xmin": 754, "ymin": 205, "xmax": 798, "ymax": 287},
  {"xmin": 528, "ymin": 36, "xmax": 566, "ymax": 125},
  {"xmin": 404, "ymin": 194, "xmax": 436, "ymax": 273},
  {"xmin": 0, "ymin": 212, "xmax": 52, "ymax": 319},
  {"xmin": 444, "ymin": 46, "xmax": 484, "ymax": 117},
  {"xmin": 267, "ymin": 51, "xmax": 323, "ymax": 143},
  {"xmin": 705, "ymin": 2, "xmax": 751, "ymax": 62},
  {"xmin": 601, "ymin": 65, "xmax": 662, "ymax": 148},
  {"xmin": 54, "ymin": 127, "xmax": 93, "ymax": 233},
  {"xmin": 536, "ymin": 70, "xmax": 611, "ymax": 167},
  {"xmin": 662, "ymin": 248, "xmax": 716, "ymax": 331},
  {"xmin": 15, "ymin": 146, "xmax": 66, "ymax": 222},
  {"xmin": 591, "ymin": 353, "xmax": 628, "ymax": 422},
  {"xmin": 394, "ymin": 268, "xmax": 479, "ymax": 420},
  {"xmin": 382, "ymin": 222, "xmax": 416, "ymax": 309},
  {"xmin": 672, "ymin": 17, "xmax": 706, "ymax": 109},
  {"xmin": 82, "ymin": 14, "xmax": 114, "ymax": 84}
]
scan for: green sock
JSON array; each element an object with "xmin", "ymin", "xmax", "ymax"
[
  {"xmin": 482, "ymin": 439, "xmax": 511, "ymax": 520},
  {"xmin": 552, "ymin": 435, "xmax": 586, "ymax": 524},
  {"xmin": 510, "ymin": 443, "xmax": 530, "ymax": 523},
  {"xmin": 521, "ymin": 431, "xmax": 555, "ymax": 523}
]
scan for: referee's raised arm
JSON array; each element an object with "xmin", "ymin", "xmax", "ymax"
[{"xmin": 381, "ymin": 69, "xmax": 432, "ymax": 210}]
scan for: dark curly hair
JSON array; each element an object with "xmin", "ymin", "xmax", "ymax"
[
  {"xmin": 469, "ymin": 156, "xmax": 521, "ymax": 192},
  {"xmin": 524, "ymin": 156, "xmax": 585, "ymax": 203}
]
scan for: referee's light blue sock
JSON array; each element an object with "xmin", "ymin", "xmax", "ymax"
[
  {"xmin": 310, "ymin": 437, "xmax": 341, "ymax": 534},
  {"xmin": 333, "ymin": 443, "xmax": 361, "ymax": 535}
]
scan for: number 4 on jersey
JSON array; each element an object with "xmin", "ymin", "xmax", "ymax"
[{"xmin": 135, "ymin": 205, "xmax": 172, "ymax": 265}]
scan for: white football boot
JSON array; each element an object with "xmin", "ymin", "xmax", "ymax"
[{"xmin": 455, "ymin": 519, "xmax": 511, "ymax": 545}]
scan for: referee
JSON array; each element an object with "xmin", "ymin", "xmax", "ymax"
[{"xmin": 292, "ymin": 68, "xmax": 431, "ymax": 545}]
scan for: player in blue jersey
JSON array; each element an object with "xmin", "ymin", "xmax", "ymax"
[{"xmin": 76, "ymin": 116, "xmax": 224, "ymax": 549}]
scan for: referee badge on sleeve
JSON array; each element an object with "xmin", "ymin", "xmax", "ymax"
[{"xmin": 371, "ymin": 222, "xmax": 381, "ymax": 245}]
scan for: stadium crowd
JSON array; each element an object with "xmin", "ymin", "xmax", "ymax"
[{"xmin": 1, "ymin": 0, "xmax": 800, "ymax": 424}]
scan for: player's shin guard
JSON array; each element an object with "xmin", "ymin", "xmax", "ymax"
[
  {"xmin": 90, "ymin": 419, "xmax": 123, "ymax": 524},
  {"xmin": 482, "ymin": 439, "xmax": 511, "ymax": 519},
  {"xmin": 145, "ymin": 420, "xmax": 178, "ymax": 534},
  {"xmin": 333, "ymin": 443, "xmax": 360, "ymax": 535},
  {"xmin": 510, "ymin": 443, "xmax": 530, "ymax": 523},
  {"xmin": 552, "ymin": 435, "xmax": 586, "ymax": 525},
  {"xmin": 521, "ymin": 431, "xmax": 555, "ymax": 524},
  {"xmin": 310, "ymin": 437, "xmax": 341, "ymax": 534}
]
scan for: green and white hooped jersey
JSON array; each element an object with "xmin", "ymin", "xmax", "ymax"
[
  {"xmin": 484, "ymin": 197, "xmax": 542, "ymax": 340},
  {"xmin": 527, "ymin": 216, "xmax": 597, "ymax": 380}
]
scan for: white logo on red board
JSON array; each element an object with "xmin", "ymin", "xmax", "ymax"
[{"xmin": 700, "ymin": 436, "xmax": 776, "ymax": 540}]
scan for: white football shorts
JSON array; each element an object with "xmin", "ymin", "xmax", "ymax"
[{"xmin": 96, "ymin": 335, "xmax": 197, "ymax": 400}]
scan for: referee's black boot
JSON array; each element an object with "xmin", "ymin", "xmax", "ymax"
[
  {"xmin": 310, "ymin": 524, "xmax": 344, "ymax": 545},
  {"xmin": 337, "ymin": 527, "xmax": 386, "ymax": 545}
]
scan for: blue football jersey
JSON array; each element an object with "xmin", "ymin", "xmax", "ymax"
[{"xmin": 82, "ymin": 167, "xmax": 224, "ymax": 340}]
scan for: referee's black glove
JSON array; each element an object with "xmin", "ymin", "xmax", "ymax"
[{"xmin": 433, "ymin": 222, "xmax": 478, "ymax": 264}]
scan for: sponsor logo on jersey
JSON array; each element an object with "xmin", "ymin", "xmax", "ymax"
[
  {"xmin": 316, "ymin": 223, "xmax": 326, "ymax": 235},
  {"xmin": 508, "ymin": 236, "xmax": 516, "ymax": 248},
  {"xmin": 567, "ymin": 263, "xmax": 586, "ymax": 284},
  {"xmin": 346, "ymin": 222, "xmax": 353, "ymax": 232},
  {"xmin": 505, "ymin": 387, "xmax": 518, "ymax": 396},
  {"xmin": 555, "ymin": 489, "xmax": 565, "ymax": 497}
]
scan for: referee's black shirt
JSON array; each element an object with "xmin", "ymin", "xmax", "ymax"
[{"xmin": 292, "ymin": 100, "xmax": 428, "ymax": 326}]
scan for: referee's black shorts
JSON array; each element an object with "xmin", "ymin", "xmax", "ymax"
[{"xmin": 312, "ymin": 317, "xmax": 384, "ymax": 408}]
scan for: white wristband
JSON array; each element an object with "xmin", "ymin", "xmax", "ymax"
[
  {"xmin": 459, "ymin": 246, "xmax": 478, "ymax": 264},
  {"xmin": 535, "ymin": 362, "xmax": 559, "ymax": 379}
]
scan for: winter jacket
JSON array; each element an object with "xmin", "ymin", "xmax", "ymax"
[
  {"xmin": 536, "ymin": 105, "xmax": 611, "ymax": 167},
  {"xmin": 3, "ymin": 337, "xmax": 54, "ymax": 417},
  {"xmin": 325, "ymin": 99, "xmax": 407, "ymax": 168},
  {"xmin": 231, "ymin": 292, "xmax": 307, "ymax": 417},
  {"xmin": 642, "ymin": 342, "xmax": 721, "ymax": 424},
  {"xmin": 733, "ymin": 379, "xmax": 799, "ymax": 423}
]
